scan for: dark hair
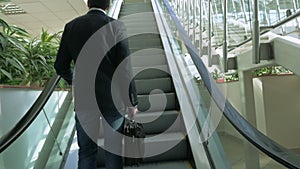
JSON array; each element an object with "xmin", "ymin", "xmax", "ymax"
[{"xmin": 88, "ymin": 0, "xmax": 110, "ymax": 10}]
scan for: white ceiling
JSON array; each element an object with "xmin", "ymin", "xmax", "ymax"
[{"xmin": 0, "ymin": 0, "xmax": 88, "ymax": 36}]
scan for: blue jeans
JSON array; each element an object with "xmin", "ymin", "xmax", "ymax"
[{"xmin": 75, "ymin": 115, "xmax": 124, "ymax": 169}]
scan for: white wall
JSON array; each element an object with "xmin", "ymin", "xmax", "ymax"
[
  {"xmin": 253, "ymin": 78, "xmax": 267, "ymax": 134},
  {"xmin": 258, "ymin": 75, "xmax": 300, "ymax": 149},
  {"xmin": 215, "ymin": 81, "xmax": 243, "ymax": 138},
  {"xmin": 216, "ymin": 75, "xmax": 300, "ymax": 150}
]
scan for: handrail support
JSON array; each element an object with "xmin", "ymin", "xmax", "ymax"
[
  {"xmin": 223, "ymin": 0, "xmax": 228, "ymax": 72},
  {"xmin": 208, "ymin": 0, "xmax": 212, "ymax": 67},
  {"xmin": 252, "ymin": 0, "xmax": 260, "ymax": 64}
]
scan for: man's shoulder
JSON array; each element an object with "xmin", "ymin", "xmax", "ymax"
[
  {"xmin": 67, "ymin": 14, "xmax": 89, "ymax": 24},
  {"xmin": 106, "ymin": 15, "xmax": 122, "ymax": 25},
  {"xmin": 63, "ymin": 13, "xmax": 125, "ymax": 31},
  {"xmin": 66, "ymin": 13, "xmax": 118, "ymax": 24},
  {"xmin": 108, "ymin": 17, "xmax": 125, "ymax": 27}
]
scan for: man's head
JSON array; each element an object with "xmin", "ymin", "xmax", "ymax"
[{"xmin": 87, "ymin": 0, "xmax": 110, "ymax": 10}]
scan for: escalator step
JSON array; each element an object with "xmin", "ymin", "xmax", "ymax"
[
  {"xmin": 130, "ymin": 46, "xmax": 163, "ymax": 53},
  {"xmin": 131, "ymin": 54, "xmax": 166, "ymax": 67},
  {"xmin": 95, "ymin": 0, "xmax": 192, "ymax": 168},
  {"xmin": 134, "ymin": 110, "xmax": 183, "ymax": 134},
  {"xmin": 137, "ymin": 92, "xmax": 179, "ymax": 112},
  {"xmin": 96, "ymin": 132, "xmax": 188, "ymax": 166},
  {"xmin": 133, "ymin": 65, "xmax": 170, "ymax": 79},
  {"xmin": 98, "ymin": 161, "xmax": 192, "ymax": 169},
  {"xmin": 120, "ymin": 14, "xmax": 156, "ymax": 22},
  {"xmin": 135, "ymin": 77, "xmax": 173, "ymax": 94}
]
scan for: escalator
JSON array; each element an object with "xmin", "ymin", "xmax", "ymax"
[{"xmin": 96, "ymin": 0, "xmax": 195, "ymax": 168}]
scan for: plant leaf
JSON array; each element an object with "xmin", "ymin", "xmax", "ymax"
[
  {"xmin": 6, "ymin": 58, "xmax": 23, "ymax": 72},
  {"xmin": 7, "ymin": 37, "xmax": 28, "ymax": 54},
  {"xmin": 12, "ymin": 57, "xmax": 27, "ymax": 73},
  {"xmin": 10, "ymin": 25, "xmax": 29, "ymax": 37},
  {"xmin": 0, "ymin": 18, "xmax": 10, "ymax": 32},
  {"xmin": 0, "ymin": 68, "xmax": 12, "ymax": 80}
]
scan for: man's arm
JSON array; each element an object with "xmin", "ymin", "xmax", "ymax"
[{"xmin": 54, "ymin": 25, "xmax": 73, "ymax": 85}]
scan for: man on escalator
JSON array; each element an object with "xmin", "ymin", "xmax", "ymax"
[{"xmin": 54, "ymin": 0, "xmax": 138, "ymax": 168}]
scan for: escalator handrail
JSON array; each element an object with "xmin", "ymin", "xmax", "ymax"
[
  {"xmin": 162, "ymin": 0, "xmax": 300, "ymax": 168},
  {"xmin": 228, "ymin": 10, "xmax": 300, "ymax": 50},
  {"xmin": 0, "ymin": 75, "xmax": 61, "ymax": 153},
  {"xmin": 260, "ymin": 10, "xmax": 300, "ymax": 30},
  {"xmin": 227, "ymin": 30, "xmax": 269, "ymax": 50}
]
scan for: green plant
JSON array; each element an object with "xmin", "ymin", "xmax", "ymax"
[
  {"xmin": 23, "ymin": 29, "xmax": 60, "ymax": 86},
  {"xmin": 0, "ymin": 18, "xmax": 61, "ymax": 87},
  {"xmin": 211, "ymin": 68, "xmax": 223, "ymax": 80},
  {"xmin": 225, "ymin": 73, "xmax": 239, "ymax": 81},
  {"xmin": 0, "ymin": 18, "xmax": 29, "ymax": 84},
  {"xmin": 253, "ymin": 65, "xmax": 292, "ymax": 77}
]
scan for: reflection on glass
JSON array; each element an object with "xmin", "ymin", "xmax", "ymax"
[
  {"xmin": 158, "ymin": 0, "xmax": 298, "ymax": 168},
  {"xmin": 0, "ymin": 90, "xmax": 69, "ymax": 169}
]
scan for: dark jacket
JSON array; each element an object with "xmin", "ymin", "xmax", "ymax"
[{"xmin": 54, "ymin": 9, "xmax": 138, "ymax": 116}]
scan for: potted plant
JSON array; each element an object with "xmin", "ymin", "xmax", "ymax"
[{"xmin": 0, "ymin": 18, "xmax": 62, "ymax": 87}]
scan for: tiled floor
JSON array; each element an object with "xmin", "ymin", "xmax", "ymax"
[{"xmin": 218, "ymin": 133, "xmax": 288, "ymax": 169}]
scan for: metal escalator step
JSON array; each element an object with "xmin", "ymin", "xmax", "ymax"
[
  {"xmin": 121, "ymin": 5, "xmax": 152, "ymax": 9},
  {"xmin": 119, "ymin": 8, "xmax": 153, "ymax": 15},
  {"xmin": 122, "ymin": 13, "xmax": 155, "ymax": 20},
  {"xmin": 135, "ymin": 77, "xmax": 172, "ymax": 94},
  {"xmin": 135, "ymin": 110, "xmax": 183, "ymax": 134},
  {"xmin": 128, "ymin": 34, "xmax": 161, "ymax": 42},
  {"xmin": 122, "ymin": 1, "xmax": 151, "ymax": 5},
  {"xmin": 128, "ymin": 33, "xmax": 161, "ymax": 39},
  {"xmin": 133, "ymin": 65, "xmax": 170, "ymax": 80},
  {"xmin": 129, "ymin": 38, "xmax": 162, "ymax": 48},
  {"xmin": 131, "ymin": 48, "xmax": 164, "ymax": 55},
  {"xmin": 97, "ymin": 132, "xmax": 188, "ymax": 167},
  {"xmin": 121, "ymin": 1, "xmax": 151, "ymax": 5},
  {"xmin": 131, "ymin": 54, "xmax": 166, "ymax": 67},
  {"xmin": 98, "ymin": 160, "xmax": 192, "ymax": 169},
  {"xmin": 130, "ymin": 45, "xmax": 163, "ymax": 53},
  {"xmin": 143, "ymin": 132, "xmax": 188, "ymax": 162},
  {"xmin": 120, "ymin": 14, "xmax": 156, "ymax": 22},
  {"xmin": 122, "ymin": 1, "xmax": 151, "ymax": 4},
  {"xmin": 124, "ymin": 21, "xmax": 158, "ymax": 28},
  {"xmin": 120, "ymin": 11, "xmax": 152, "ymax": 16},
  {"xmin": 120, "ymin": 5, "xmax": 152, "ymax": 13},
  {"xmin": 121, "ymin": 18, "xmax": 156, "ymax": 24},
  {"xmin": 130, "ymin": 46, "xmax": 166, "ymax": 67},
  {"xmin": 123, "ymin": 161, "xmax": 192, "ymax": 169},
  {"xmin": 137, "ymin": 92, "xmax": 179, "ymax": 112},
  {"xmin": 127, "ymin": 27, "xmax": 159, "ymax": 36}
]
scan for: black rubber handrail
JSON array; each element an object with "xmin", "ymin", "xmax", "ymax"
[
  {"xmin": 163, "ymin": 0, "xmax": 300, "ymax": 168},
  {"xmin": 227, "ymin": 30, "xmax": 269, "ymax": 51},
  {"xmin": 260, "ymin": 10, "xmax": 300, "ymax": 30},
  {"xmin": 228, "ymin": 10, "xmax": 300, "ymax": 50},
  {"xmin": 0, "ymin": 75, "xmax": 61, "ymax": 153}
]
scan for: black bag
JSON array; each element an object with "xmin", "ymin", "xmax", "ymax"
[{"xmin": 124, "ymin": 120, "xmax": 145, "ymax": 166}]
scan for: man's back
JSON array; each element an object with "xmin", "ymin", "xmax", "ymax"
[
  {"xmin": 59, "ymin": 10, "xmax": 115, "ymax": 61},
  {"xmin": 55, "ymin": 9, "xmax": 137, "ymax": 115},
  {"xmin": 54, "ymin": 1, "xmax": 137, "ymax": 168}
]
